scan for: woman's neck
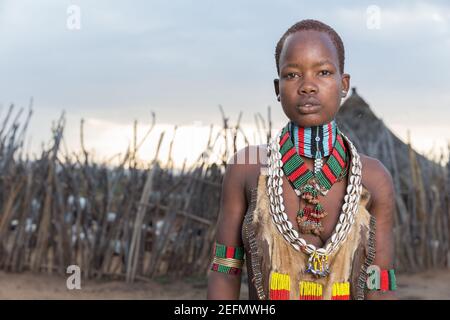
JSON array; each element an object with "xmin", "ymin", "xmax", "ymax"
[{"xmin": 289, "ymin": 120, "xmax": 337, "ymax": 159}]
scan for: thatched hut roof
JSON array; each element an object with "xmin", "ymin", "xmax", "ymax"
[{"xmin": 336, "ymin": 87, "xmax": 439, "ymax": 191}]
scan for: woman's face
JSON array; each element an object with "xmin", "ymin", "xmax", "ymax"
[{"xmin": 275, "ymin": 30, "xmax": 350, "ymax": 127}]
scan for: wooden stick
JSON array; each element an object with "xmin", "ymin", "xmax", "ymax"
[{"xmin": 126, "ymin": 131, "xmax": 165, "ymax": 282}]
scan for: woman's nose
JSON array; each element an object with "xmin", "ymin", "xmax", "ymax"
[{"xmin": 299, "ymin": 81, "xmax": 318, "ymax": 95}]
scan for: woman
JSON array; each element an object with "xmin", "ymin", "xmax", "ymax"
[{"xmin": 207, "ymin": 19, "xmax": 397, "ymax": 300}]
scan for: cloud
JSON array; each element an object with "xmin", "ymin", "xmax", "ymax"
[{"xmin": 1, "ymin": 0, "xmax": 449, "ymax": 159}]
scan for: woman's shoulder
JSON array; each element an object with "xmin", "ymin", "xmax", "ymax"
[
  {"xmin": 227, "ymin": 144, "xmax": 268, "ymax": 167},
  {"xmin": 359, "ymin": 154, "xmax": 393, "ymax": 184},
  {"xmin": 359, "ymin": 153, "xmax": 395, "ymax": 213},
  {"xmin": 226, "ymin": 144, "xmax": 268, "ymax": 194}
]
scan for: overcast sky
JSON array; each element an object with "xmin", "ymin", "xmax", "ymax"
[{"xmin": 1, "ymin": 0, "xmax": 449, "ymax": 164}]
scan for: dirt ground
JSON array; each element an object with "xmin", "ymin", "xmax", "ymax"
[{"xmin": 0, "ymin": 269, "xmax": 449, "ymax": 300}]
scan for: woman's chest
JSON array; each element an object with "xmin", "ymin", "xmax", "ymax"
[
  {"xmin": 282, "ymin": 174, "xmax": 348, "ymax": 247},
  {"xmin": 247, "ymin": 171, "xmax": 348, "ymax": 248}
]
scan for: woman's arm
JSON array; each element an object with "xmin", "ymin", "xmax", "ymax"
[
  {"xmin": 362, "ymin": 156, "xmax": 398, "ymax": 300},
  {"xmin": 207, "ymin": 148, "xmax": 249, "ymax": 300}
]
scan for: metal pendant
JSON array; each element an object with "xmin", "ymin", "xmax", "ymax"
[{"xmin": 305, "ymin": 251, "xmax": 330, "ymax": 278}]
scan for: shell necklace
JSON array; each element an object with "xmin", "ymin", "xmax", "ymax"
[
  {"xmin": 267, "ymin": 126, "xmax": 362, "ymax": 277},
  {"xmin": 280, "ymin": 123, "xmax": 349, "ymax": 236}
]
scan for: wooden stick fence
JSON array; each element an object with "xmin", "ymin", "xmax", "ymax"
[{"xmin": 0, "ymin": 100, "xmax": 448, "ymax": 284}]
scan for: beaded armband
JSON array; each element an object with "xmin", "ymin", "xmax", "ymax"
[
  {"xmin": 210, "ymin": 242, "xmax": 244, "ymax": 275},
  {"xmin": 366, "ymin": 265, "xmax": 397, "ymax": 291}
]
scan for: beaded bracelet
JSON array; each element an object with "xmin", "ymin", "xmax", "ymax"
[
  {"xmin": 366, "ymin": 265, "xmax": 397, "ymax": 291},
  {"xmin": 210, "ymin": 242, "xmax": 244, "ymax": 275}
]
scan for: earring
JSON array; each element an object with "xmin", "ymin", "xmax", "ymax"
[
  {"xmin": 341, "ymin": 90, "xmax": 347, "ymax": 97},
  {"xmin": 277, "ymin": 94, "xmax": 281, "ymax": 101}
]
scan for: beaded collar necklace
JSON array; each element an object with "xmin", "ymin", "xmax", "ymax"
[
  {"xmin": 279, "ymin": 122, "xmax": 350, "ymax": 237},
  {"xmin": 267, "ymin": 125, "xmax": 362, "ymax": 277},
  {"xmin": 288, "ymin": 120, "xmax": 337, "ymax": 172}
]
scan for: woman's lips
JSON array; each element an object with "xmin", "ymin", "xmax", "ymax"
[{"xmin": 296, "ymin": 103, "xmax": 321, "ymax": 114}]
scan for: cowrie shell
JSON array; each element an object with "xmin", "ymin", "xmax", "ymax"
[
  {"xmin": 346, "ymin": 184, "xmax": 355, "ymax": 195},
  {"xmin": 276, "ymin": 224, "xmax": 283, "ymax": 234},
  {"xmin": 331, "ymin": 233, "xmax": 338, "ymax": 243},
  {"xmin": 284, "ymin": 220, "xmax": 293, "ymax": 229}
]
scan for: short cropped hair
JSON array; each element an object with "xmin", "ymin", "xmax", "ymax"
[{"xmin": 275, "ymin": 19, "xmax": 345, "ymax": 75}]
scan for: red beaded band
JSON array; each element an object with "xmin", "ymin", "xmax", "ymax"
[
  {"xmin": 366, "ymin": 265, "xmax": 397, "ymax": 291},
  {"xmin": 210, "ymin": 242, "xmax": 244, "ymax": 275}
]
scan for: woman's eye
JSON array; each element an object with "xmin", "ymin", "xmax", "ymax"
[
  {"xmin": 286, "ymin": 72, "xmax": 299, "ymax": 79},
  {"xmin": 319, "ymin": 70, "xmax": 331, "ymax": 76}
]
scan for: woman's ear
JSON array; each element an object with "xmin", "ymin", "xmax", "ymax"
[
  {"xmin": 341, "ymin": 73, "xmax": 350, "ymax": 97},
  {"xmin": 274, "ymin": 78, "xmax": 280, "ymax": 101}
]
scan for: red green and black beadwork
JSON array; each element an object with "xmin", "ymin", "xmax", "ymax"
[
  {"xmin": 278, "ymin": 122, "xmax": 350, "ymax": 236},
  {"xmin": 211, "ymin": 242, "xmax": 244, "ymax": 275}
]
